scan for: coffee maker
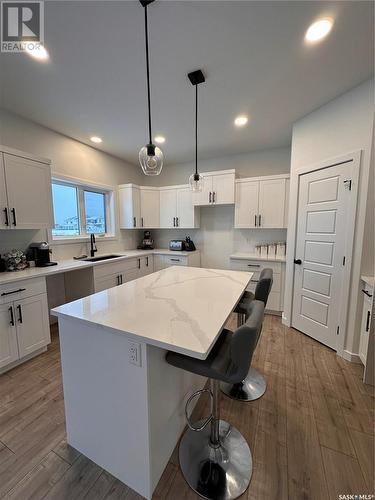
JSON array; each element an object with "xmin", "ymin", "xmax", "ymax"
[
  {"xmin": 27, "ymin": 242, "xmax": 57, "ymax": 267},
  {"xmin": 138, "ymin": 231, "xmax": 154, "ymax": 250}
]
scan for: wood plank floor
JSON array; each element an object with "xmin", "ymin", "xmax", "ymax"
[{"xmin": 0, "ymin": 315, "xmax": 373, "ymax": 499}]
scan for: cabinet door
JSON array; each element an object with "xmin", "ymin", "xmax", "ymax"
[
  {"xmin": 212, "ymin": 173, "xmax": 235, "ymax": 205},
  {"xmin": 15, "ymin": 294, "xmax": 51, "ymax": 359},
  {"xmin": 119, "ymin": 186, "xmax": 141, "ymax": 229},
  {"xmin": 153, "ymin": 255, "xmax": 165, "ymax": 272},
  {"xmin": 94, "ymin": 274, "xmax": 121, "ymax": 292},
  {"xmin": 258, "ymin": 178, "xmax": 286, "ymax": 228},
  {"xmin": 140, "ymin": 189, "xmax": 160, "ymax": 228},
  {"xmin": 359, "ymin": 296, "xmax": 372, "ymax": 364},
  {"xmin": 0, "ymin": 304, "xmax": 19, "ymax": 369},
  {"xmin": 284, "ymin": 178, "xmax": 290, "ymax": 228},
  {"xmin": 122, "ymin": 268, "xmax": 141, "ymax": 283},
  {"xmin": 0, "ymin": 155, "xmax": 9, "ymax": 229},
  {"xmin": 159, "ymin": 189, "xmax": 177, "ymax": 228},
  {"xmin": 176, "ymin": 187, "xmax": 196, "ymax": 228},
  {"xmin": 235, "ymin": 181, "xmax": 259, "ymax": 228},
  {"xmin": 4, "ymin": 154, "xmax": 53, "ymax": 229},
  {"xmin": 192, "ymin": 176, "xmax": 213, "ymax": 206},
  {"xmin": 139, "ymin": 255, "xmax": 153, "ymax": 276}
]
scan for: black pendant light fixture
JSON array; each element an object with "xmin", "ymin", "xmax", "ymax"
[
  {"xmin": 139, "ymin": 0, "xmax": 163, "ymax": 176},
  {"xmin": 188, "ymin": 70, "xmax": 205, "ymax": 192}
]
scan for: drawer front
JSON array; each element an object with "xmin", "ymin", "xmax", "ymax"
[
  {"xmin": 0, "ymin": 277, "xmax": 46, "ymax": 305},
  {"xmin": 164, "ymin": 255, "xmax": 188, "ymax": 267},
  {"xmin": 230, "ymin": 259, "xmax": 282, "ymax": 274},
  {"xmin": 93, "ymin": 257, "xmax": 140, "ymax": 279},
  {"xmin": 248, "ymin": 272, "xmax": 281, "ymax": 293}
]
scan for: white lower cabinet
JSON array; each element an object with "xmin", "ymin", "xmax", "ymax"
[
  {"xmin": 0, "ymin": 284, "xmax": 50, "ymax": 371},
  {"xmin": 230, "ymin": 257, "xmax": 285, "ymax": 313},
  {"xmin": 154, "ymin": 252, "xmax": 201, "ymax": 271},
  {"xmin": 93, "ymin": 256, "xmax": 154, "ymax": 292},
  {"xmin": 359, "ymin": 282, "xmax": 373, "ymax": 365}
]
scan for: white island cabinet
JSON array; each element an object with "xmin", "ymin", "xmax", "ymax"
[{"xmin": 52, "ymin": 266, "xmax": 252, "ymax": 499}]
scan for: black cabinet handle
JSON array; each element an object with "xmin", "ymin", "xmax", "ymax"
[
  {"xmin": 11, "ymin": 208, "xmax": 16, "ymax": 226},
  {"xmin": 366, "ymin": 310, "xmax": 371, "ymax": 332},
  {"xmin": 138, "ymin": 258, "xmax": 141, "ymax": 269},
  {"xmin": 120, "ymin": 274, "xmax": 123, "ymax": 284},
  {"xmin": 212, "ymin": 192, "xmax": 216, "ymax": 203},
  {"xmin": 141, "ymin": 217, "xmax": 144, "ymax": 227},
  {"xmin": 247, "ymin": 264, "xmax": 260, "ymax": 268},
  {"xmin": 294, "ymin": 259, "xmax": 302, "ymax": 265},
  {"xmin": 362, "ymin": 289, "xmax": 373, "ymax": 298},
  {"xmin": 171, "ymin": 258, "xmax": 180, "ymax": 262},
  {"xmin": 133, "ymin": 217, "xmax": 136, "ymax": 228},
  {"xmin": 209, "ymin": 192, "xmax": 212, "ymax": 203},
  {"xmin": 250, "ymin": 279, "xmax": 259, "ymax": 283},
  {"xmin": 1, "ymin": 288, "xmax": 26, "ymax": 297},
  {"xmin": 17, "ymin": 304, "xmax": 23, "ymax": 324},
  {"xmin": 254, "ymin": 215, "xmax": 257, "ymax": 227},
  {"xmin": 9, "ymin": 306, "xmax": 14, "ymax": 326},
  {"xmin": 258, "ymin": 214, "xmax": 261, "ymax": 227},
  {"xmin": 3, "ymin": 208, "xmax": 9, "ymax": 226},
  {"xmin": 176, "ymin": 217, "xmax": 179, "ymax": 227},
  {"xmin": 173, "ymin": 217, "xmax": 176, "ymax": 227},
  {"xmin": 116, "ymin": 275, "xmax": 120, "ymax": 286},
  {"xmin": 146, "ymin": 256, "xmax": 149, "ymax": 267}
]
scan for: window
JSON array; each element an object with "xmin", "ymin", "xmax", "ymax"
[{"xmin": 51, "ymin": 180, "xmax": 113, "ymax": 239}]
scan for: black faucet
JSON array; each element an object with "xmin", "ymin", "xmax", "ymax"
[{"xmin": 90, "ymin": 234, "xmax": 97, "ymax": 257}]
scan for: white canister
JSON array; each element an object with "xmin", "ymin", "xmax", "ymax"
[
  {"xmin": 268, "ymin": 243, "xmax": 276, "ymax": 259},
  {"xmin": 255, "ymin": 245, "xmax": 261, "ymax": 257},
  {"xmin": 276, "ymin": 242, "xmax": 286, "ymax": 258},
  {"xmin": 260, "ymin": 244, "xmax": 268, "ymax": 259}
]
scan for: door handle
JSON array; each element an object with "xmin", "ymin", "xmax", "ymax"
[
  {"xmin": 366, "ymin": 311, "xmax": 371, "ymax": 332},
  {"xmin": 212, "ymin": 192, "xmax": 216, "ymax": 203},
  {"xmin": 294, "ymin": 259, "xmax": 302, "ymax": 265},
  {"xmin": 9, "ymin": 306, "xmax": 14, "ymax": 326},
  {"xmin": 11, "ymin": 208, "xmax": 16, "ymax": 226},
  {"xmin": 209, "ymin": 192, "xmax": 212, "ymax": 203},
  {"xmin": 3, "ymin": 208, "xmax": 9, "ymax": 226},
  {"xmin": 17, "ymin": 304, "xmax": 23, "ymax": 324},
  {"xmin": 362, "ymin": 289, "xmax": 373, "ymax": 298}
]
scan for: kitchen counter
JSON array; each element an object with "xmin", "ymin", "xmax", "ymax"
[
  {"xmin": 361, "ymin": 275, "xmax": 374, "ymax": 287},
  {"xmin": 0, "ymin": 249, "xmax": 200, "ymax": 286},
  {"xmin": 52, "ymin": 266, "xmax": 252, "ymax": 499},
  {"xmin": 230, "ymin": 252, "xmax": 286, "ymax": 262},
  {"xmin": 52, "ymin": 265, "xmax": 251, "ymax": 359}
]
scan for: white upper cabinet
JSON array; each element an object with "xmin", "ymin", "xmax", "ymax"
[
  {"xmin": 192, "ymin": 170, "xmax": 235, "ymax": 206},
  {"xmin": 140, "ymin": 188, "xmax": 160, "ymax": 228},
  {"xmin": 0, "ymin": 150, "xmax": 53, "ymax": 230},
  {"xmin": 119, "ymin": 184, "xmax": 141, "ymax": 228},
  {"xmin": 235, "ymin": 174, "xmax": 289, "ymax": 229},
  {"xmin": 160, "ymin": 186, "xmax": 200, "ymax": 229}
]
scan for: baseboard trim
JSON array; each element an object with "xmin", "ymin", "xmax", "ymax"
[{"xmin": 342, "ymin": 350, "xmax": 362, "ymax": 364}]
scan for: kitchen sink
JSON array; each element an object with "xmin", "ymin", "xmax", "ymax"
[{"xmin": 82, "ymin": 254, "xmax": 125, "ymax": 262}]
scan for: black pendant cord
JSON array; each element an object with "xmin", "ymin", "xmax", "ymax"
[
  {"xmin": 144, "ymin": 5, "xmax": 152, "ymax": 145},
  {"xmin": 195, "ymin": 84, "xmax": 198, "ymax": 176}
]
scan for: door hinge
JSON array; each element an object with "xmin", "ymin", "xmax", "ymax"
[
  {"xmin": 343, "ymin": 179, "xmax": 352, "ymax": 191},
  {"xmin": 342, "ymin": 256, "xmax": 346, "ymax": 266},
  {"xmin": 336, "ymin": 326, "xmax": 340, "ymax": 335}
]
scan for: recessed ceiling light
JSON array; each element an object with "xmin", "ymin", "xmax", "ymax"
[
  {"xmin": 305, "ymin": 18, "xmax": 333, "ymax": 43},
  {"xmin": 154, "ymin": 135, "xmax": 166, "ymax": 144},
  {"xmin": 25, "ymin": 45, "xmax": 49, "ymax": 61},
  {"xmin": 234, "ymin": 115, "xmax": 249, "ymax": 127},
  {"xmin": 90, "ymin": 136, "xmax": 102, "ymax": 143}
]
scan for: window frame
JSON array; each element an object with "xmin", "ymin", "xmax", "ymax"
[{"xmin": 49, "ymin": 175, "xmax": 117, "ymax": 244}]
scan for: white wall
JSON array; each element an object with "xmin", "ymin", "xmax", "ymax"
[
  {"xmin": 0, "ymin": 108, "xmax": 143, "ymax": 258},
  {"xmin": 142, "ymin": 147, "xmax": 290, "ymax": 269},
  {"xmin": 284, "ymin": 79, "xmax": 374, "ymax": 358}
]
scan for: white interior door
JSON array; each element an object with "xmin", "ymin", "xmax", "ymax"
[
  {"xmin": 258, "ymin": 178, "xmax": 286, "ymax": 228},
  {"xmin": 292, "ymin": 162, "xmax": 353, "ymax": 349},
  {"xmin": 235, "ymin": 181, "xmax": 259, "ymax": 228},
  {"xmin": 4, "ymin": 154, "xmax": 53, "ymax": 229},
  {"xmin": 159, "ymin": 189, "xmax": 176, "ymax": 228},
  {"xmin": 0, "ymin": 304, "xmax": 19, "ymax": 368}
]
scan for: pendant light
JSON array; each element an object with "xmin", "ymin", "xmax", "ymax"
[
  {"xmin": 139, "ymin": 0, "xmax": 163, "ymax": 176},
  {"xmin": 188, "ymin": 70, "xmax": 205, "ymax": 192}
]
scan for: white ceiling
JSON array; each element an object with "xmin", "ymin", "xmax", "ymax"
[{"xmin": 0, "ymin": 1, "xmax": 373, "ymax": 165}]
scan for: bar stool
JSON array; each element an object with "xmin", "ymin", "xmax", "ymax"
[
  {"xmin": 221, "ymin": 269, "xmax": 273, "ymax": 402},
  {"xmin": 166, "ymin": 300, "xmax": 265, "ymax": 500}
]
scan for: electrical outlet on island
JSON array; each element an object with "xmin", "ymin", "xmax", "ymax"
[{"xmin": 128, "ymin": 342, "xmax": 142, "ymax": 367}]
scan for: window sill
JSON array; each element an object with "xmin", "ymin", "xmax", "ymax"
[{"xmin": 50, "ymin": 234, "xmax": 118, "ymax": 245}]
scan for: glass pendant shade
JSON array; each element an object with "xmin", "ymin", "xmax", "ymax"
[
  {"xmin": 189, "ymin": 172, "xmax": 204, "ymax": 192},
  {"xmin": 139, "ymin": 144, "xmax": 163, "ymax": 176}
]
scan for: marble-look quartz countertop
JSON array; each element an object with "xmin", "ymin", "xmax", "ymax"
[
  {"xmin": 361, "ymin": 275, "xmax": 374, "ymax": 288},
  {"xmin": 52, "ymin": 266, "xmax": 252, "ymax": 359},
  {"xmin": 230, "ymin": 252, "xmax": 286, "ymax": 263},
  {"xmin": 0, "ymin": 249, "xmax": 199, "ymax": 286}
]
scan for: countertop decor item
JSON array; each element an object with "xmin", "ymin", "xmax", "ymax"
[
  {"xmin": 138, "ymin": 0, "xmax": 163, "ymax": 176},
  {"xmin": 4, "ymin": 249, "xmax": 29, "ymax": 272},
  {"xmin": 188, "ymin": 69, "xmax": 205, "ymax": 192}
]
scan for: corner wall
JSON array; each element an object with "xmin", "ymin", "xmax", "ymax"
[{"xmin": 284, "ymin": 78, "xmax": 374, "ymax": 357}]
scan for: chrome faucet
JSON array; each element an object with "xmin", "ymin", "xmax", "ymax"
[{"xmin": 90, "ymin": 233, "xmax": 97, "ymax": 257}]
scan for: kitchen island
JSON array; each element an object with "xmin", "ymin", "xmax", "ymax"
[{"xmin": 52, "ymin": 266, "xmax": 252, "ymax": 499}]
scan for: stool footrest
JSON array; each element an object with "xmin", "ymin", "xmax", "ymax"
[{"xmin": 185, "ymin": 388, "xmax": 213, "ymax": 432}]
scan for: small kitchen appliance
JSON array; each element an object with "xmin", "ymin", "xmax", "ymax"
[
  {"xmin": 169, "ymin": 237, "xmax": 196, "ymax": 252},
  {"xmin": 27, "ymin": 242, "xmax": 57, "ymax": 267},
  {"xmin": 138, "ymin": 231, "xmax": 154, "ymax": 250}
]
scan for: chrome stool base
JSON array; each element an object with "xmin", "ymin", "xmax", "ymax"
[
  {"xmin": 221, "ymin": 367, "xmax": 267, "ymax": 402},
  {"xmin": 179, "ymin": 419, "xmax": 252, "ymax": 500}
]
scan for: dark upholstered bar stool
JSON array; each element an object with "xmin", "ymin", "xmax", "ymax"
[
  {"xmin": 166, "ymin": 301, "xmax": 265, "ymax": 500},
  {"xmin": 221, "ymin": 269, "xmax": 273, "ymax": 402}
]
